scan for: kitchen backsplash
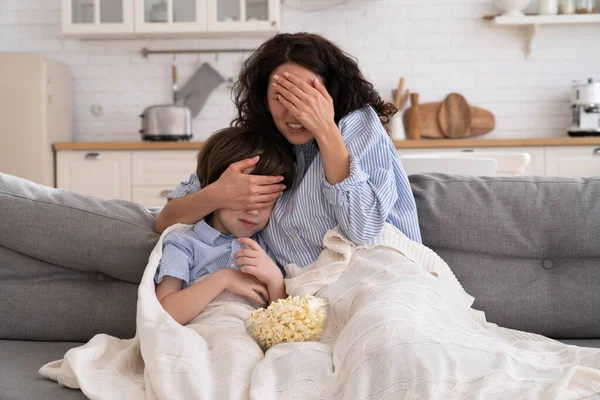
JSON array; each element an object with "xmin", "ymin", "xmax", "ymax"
[{"xmin": 2, "ymin": 0, "xmax": 599, "ymax": 141}]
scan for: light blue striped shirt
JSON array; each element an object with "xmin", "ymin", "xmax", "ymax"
[
  {"xmin": 155, "ymin": 219, "xmax": 269, "ymax": 289},
  {"xmin": 169, "ymin": 106, "xmax": 421, "ymax": 268}
]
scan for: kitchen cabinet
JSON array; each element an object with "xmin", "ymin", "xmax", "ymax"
[
  {"xmin": 56, "ymin": 150, "xmax": 132, "ymax": 201},
  {"xmin": 133, "ymin": 0, "xmax": 207, "ymax": 34},
  {"xmin": 544, "ymin": 146, "xmax": 600, "ymax": 178},
  {"xmin": 62, "ymin": 0, "xmax": 279, "ymax": 38},
  {"xmin": 131, "ymin": 150, "xmax": 198, "ymax": 207},
  {"xmin": 206, "ymin": 0, "xmax": 279, "ymax": 33},
  {"xmin": 56, "ymin": 149, "xmax": 196, "ymax": 206},
  {"xmin": 62, "ymin": 0, "xmax": 134, "ymax": 36}
]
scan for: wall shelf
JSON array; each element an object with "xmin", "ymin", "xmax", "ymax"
[{"xmin": 483, "ymin": 14, "xmax": 600, "ymax": 57}]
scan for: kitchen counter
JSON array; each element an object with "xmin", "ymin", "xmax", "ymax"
[{"xmin": 53, "ymin": 137, "xmax": 600, "ymax": 151}]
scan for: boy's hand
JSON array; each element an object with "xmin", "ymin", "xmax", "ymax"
[
  {"xmin": 234, "ymin": 238, "xmax": 283, "ymax": 287},
  {"xmin": 219, "ymin": 269, "xmax": 269, "ymax": 306}
]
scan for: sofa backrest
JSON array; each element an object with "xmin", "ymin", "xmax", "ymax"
[
  {"xmin": 410, "ymin": 173, "xmax": 600, "ymax": 339},
  {"xmin": 0, "ymin": 173, "xmax": 159, "ymax": 341},
  {"xmin": 2, "ymin": 172, "xmax": 599, "ymax": 342}
]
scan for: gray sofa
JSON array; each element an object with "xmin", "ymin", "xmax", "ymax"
[{"xmin": 0, "ymin": 172, "xmax": 599, "ymax": 399}]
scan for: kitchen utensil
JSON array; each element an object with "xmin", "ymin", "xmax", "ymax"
[
  {"xmin": 538, "ymin": 0, "xmax": 558, "ymax": 14},
  {"xmin": 174, "ymin": 63, "xmax": 225, "ymax": 118},
  {"xmin": 403, "ymin": 97, "xmax": 495, "ymax": 139},
  {"xmin": 395, "ymin": 78, "xmax": 405, "ymax": 109},
  {"xmin": 171, "ymin": 60, "xmax": 178, "ymax": 104},
  {"xmin": 401, "ymin": 90, "xmax": 410, "ymax": 110},
  {"xmin": 469, "ymin": 107, "xmax": 496, "ymax": 136},
  {"xmin": 438, "ymin": 93, "xmax": 472, "ymax": 138},
  {"xmin": 139, "ymin": 104, "xmax": 192, "ymax": 141},
  {"xmin": 493, "ymin": 0, "xmax": 533, "ymax": 16},
  {"xmin": 576, "ymin": 0, "xmax": 597, "ymax": 12},
  {"xmin": 568, "ymin": 77, "xmax": 600, "ymax": 137},
  {"xmin": 559, "ymin": 0, "xmax": 576, "ymax": 13},
  {"xmin": 407, "ymin": 93, "xmax": 421, "ymax": 140}
]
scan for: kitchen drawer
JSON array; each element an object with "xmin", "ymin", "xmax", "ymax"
[
  {"xmin": 545, "ymin": 146, "xmax": 600, "ymax": 178},
  {"xmin": 132, "ymin": 150, "xmax": 197, "ymax": 186},
  {"xmin": 131, "ymin": 187, "xmax": 173, "ymax": 208}
]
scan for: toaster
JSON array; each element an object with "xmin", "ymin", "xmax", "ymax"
[{"xmin": 139, "ymin": 104, "xmax": 192, "ymax": 141}]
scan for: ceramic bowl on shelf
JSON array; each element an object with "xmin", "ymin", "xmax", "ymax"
[{"xmin": 493, "ymin": 0, "xmax": 532, "ymax": 16}]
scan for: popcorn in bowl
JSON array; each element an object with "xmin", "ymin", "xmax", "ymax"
[{"xmin": 246, "ymin": 295, "xmax": 327, "ymax": 350}]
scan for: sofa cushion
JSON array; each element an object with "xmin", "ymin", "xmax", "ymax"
[
  {"xmin": 0, "ymin": 340, "xmax": 86, "ymax": 400},
  {"xmin": 410, "ymin": 174, "xmax": 600, "ymax": 339},
  {"xmin": 0, "ymin": 173, "xmax": 159, "ymax": 284},
  {"xmin": 0, "ymin": 245, "xmax": 138, "ymax": 341}
]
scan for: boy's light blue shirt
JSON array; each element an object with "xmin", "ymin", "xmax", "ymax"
[{"xmin": 155, "ymin": 219, "xmax": 270, "ymax": 289}]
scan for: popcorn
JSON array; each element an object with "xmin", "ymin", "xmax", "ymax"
[{"xmin": 246, "ymin": 295, "xmax": 327, "ymax": 350}]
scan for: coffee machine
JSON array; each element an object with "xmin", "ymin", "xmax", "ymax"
[{"xmin": 568, "ymin": 78, "xmax": 600, "ymax": 137}]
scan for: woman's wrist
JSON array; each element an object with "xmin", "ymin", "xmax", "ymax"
[
  {"xmin": 315, "ymin": 122, "xmax": 343, "ymax": 148},
  {"xmin": 200, "ymin": 181, "xmax": 222, "ymax": 212}
]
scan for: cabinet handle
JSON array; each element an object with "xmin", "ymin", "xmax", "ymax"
[
  {"xmin": 594, "ymin": 147, "xmax": 600, "ymax": 156},
  {"xmin": 159, "ymin": 190, "xmax": 171, "ymax": 198},
  {"xmin": 85, "ymin": 152, "xmax": 102, "ymax": 160},
  {"xmin": 271, "ymin": 21, "xmax": 276, "ymax": 27},
  {"xmin": 461, "ymin": 149, "xmax": 475, "ymax": 153}
]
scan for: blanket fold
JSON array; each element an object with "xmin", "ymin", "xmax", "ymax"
[{"xmin": 40, "ymin": 224, "xmax": 600, "ymax": 399}]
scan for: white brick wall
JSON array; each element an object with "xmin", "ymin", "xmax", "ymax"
[{"xmin": 1, "ymin": 0, "xmax": 598, "ymax": 141}]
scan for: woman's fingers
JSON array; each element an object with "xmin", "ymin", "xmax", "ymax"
[
  {"xmin": 230, "ymin": 156, "xmax": 260, "ymax": 172},
  {"xmin": 274, "ymin": 73, "xmax": 311, "ymax": 101},
  {"xmin": 274, "ymin": 82, "xmax": 303, "ymax": 110},
  {"xmin": 251, "ymin": 174, "xmax": 285, "ymax": 187},
  {"xmin": 281, "ymin": 72, "xmax": 320, "ymax": 97},
  {"xmin": 313, "ymin": 77, "xmax": 333, "ymax": 103},
  {"xmin": 277, "ymin": 94, "xmax": 300, "ymax": 117}
]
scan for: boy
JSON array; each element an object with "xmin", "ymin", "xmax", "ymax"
[{"xmin": 154, "ymin": 127, "xmax": 295, "ymax": 325}]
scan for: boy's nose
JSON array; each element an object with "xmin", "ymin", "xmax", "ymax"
[{"xmin": 246, "ymin": 209, "xmax": 259, "ymax": 216}]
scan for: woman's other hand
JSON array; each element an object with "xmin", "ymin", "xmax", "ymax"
[
  {"xmin": 219, "ymin": 268, "xmax": 269, "ymax": 305},
  {"xmin": 273, "ymin": 72, "xmax": 339, "ymax": 142},
  {"xmin": 213, "ymin": 156, "xmax": 286, "ymax": 210}
]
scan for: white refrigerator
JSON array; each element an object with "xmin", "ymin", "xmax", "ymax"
[{"xmin": 0, "ymin": 53, "xmax": 72, "ymax": 187}]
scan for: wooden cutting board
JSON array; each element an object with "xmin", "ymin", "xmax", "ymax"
[
  {"xmin": 438, "ymin": 93, "xmax": 471, "ymax": 138},
  {"xmin": 403, "ymin": 94, "xmax": 495, "ymax": 139}
]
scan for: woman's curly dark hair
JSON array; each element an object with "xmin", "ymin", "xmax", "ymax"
[{"xmin": 232, "ymin": 32, "xmax": 397, "ymax": 145}]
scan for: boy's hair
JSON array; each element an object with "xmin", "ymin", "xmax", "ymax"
[{"xmin": 196, "ymin": 127, "xmax": 295, "ymax": 190}]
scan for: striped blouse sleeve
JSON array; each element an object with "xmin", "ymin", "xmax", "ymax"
[
  {"xmin": 320, "ymin": 108, "xmax": 400, "ymax": 244},
  {"xmin": 168, "ymin": 173, "xmax": 201, "ymax": 200}
]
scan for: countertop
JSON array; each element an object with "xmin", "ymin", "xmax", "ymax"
[{"xmin": 53, "ymin": 137, "xmax": 600, "ymax": 151}]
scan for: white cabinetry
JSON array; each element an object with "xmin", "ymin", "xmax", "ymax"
[
  {"xmin": 62, "ymin": 0, "xmax": 134, "ymax": 36},
  {"xmin": 133, "ymin": 0, "xmax": 207, "ymax": 34},
  {"xmin": 62, "ymin": 0, "xmax": 279, "ymax": 37},
  {"xmin": 55, "ymin": 144, "xmax": 600, "ymax": 207},
  {"xmin": 544, "ymin": 146, "xmax": 600, "ymax": 178},
  {"xmin": 56, "ymin": 149, "xmax": 196, "ymax": 207},
  {"xmin": 397, "ymin": 147, "xmax": 545, "ymax": 176},
  {"xmin": 56, "ymin": 150, "xmax": 132, "ymax": 201},
  {"xmin": 131, "ymin": 150, "xmax": 198, "ymax": 207},
  {"xmin": 207, "ymin": 0, "xmax": 279, "ymax": 32}
]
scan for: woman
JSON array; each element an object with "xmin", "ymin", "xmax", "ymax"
[{"xmin": 156, "ymin": 32, "xmax": 421, "ymax": 268}]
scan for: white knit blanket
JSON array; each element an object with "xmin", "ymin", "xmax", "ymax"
[{"xmin": 40, "ymin": 223, "xmax": 600, "ymax": 399}]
